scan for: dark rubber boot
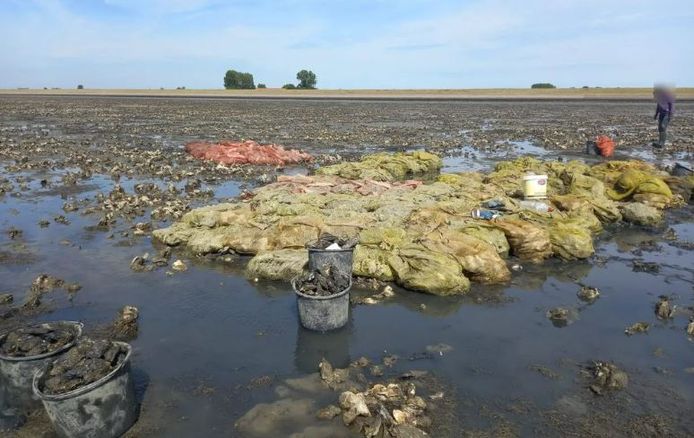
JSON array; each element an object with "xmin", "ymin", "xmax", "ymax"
[{"xmin": 658, "ymin": 130, "xmax": 666, "ymax": 148}]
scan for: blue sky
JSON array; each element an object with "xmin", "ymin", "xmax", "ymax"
[{"xmin": 1, "ymin": 0, "xmax": 692, "ymax": 89}]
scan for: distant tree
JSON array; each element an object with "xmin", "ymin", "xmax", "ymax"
[
  {"xmin": 531, "ymin": 83, "xmax": 556, "ymax": 89},
  {"xmin": 296, "ymin": 70, "xmax": 317, "ymax": 89},
  {"xmin": 257, "ymin": 83, "xmax": 267, "ymax": 89},
  {"xmin": 282, "ymin": 83, "xmax": 297, "ymax": 89},
  {"xmin": 582, "ymin": 86, "xmax": 589, "ymax": 89},
  {"xmin": 224, "ymin": 70, "xmax": 239, "ymax": 88},
  {"xmin": 77, "ymin": 84, "xmax": 84, "ymax": 90},
  {"xmin": 224, "ymin": 69, "xmax": 256, "ymax": 89},
  {"xmin": 241, "ymin": 73, "xmax": 254, "ymax": 89},
  {"xmin": 176, "ymin": 86, "xmax": 186, "ymax": 90}
]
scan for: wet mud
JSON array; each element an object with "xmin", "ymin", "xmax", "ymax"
[{"xmin": 0, "ymin": 96, "xmax": 693, "ymax": 437}]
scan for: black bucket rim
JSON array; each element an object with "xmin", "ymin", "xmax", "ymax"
[
  {"xmin": 32, "ymin": 341, "xmax": 132, "ymax": 401},
  {"xmin": 0, "ymin": 321, "xmax": 84, "ymax": 363},
  {"xmin": 306, "ymin": 235, "xmax": 357, "ymax": 251},
  {"xmin": 292, "ymin": 278, "xmax": 352, "ymax": 300}
]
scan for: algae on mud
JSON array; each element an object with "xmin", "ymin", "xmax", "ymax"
[{"xmin": 153, "ymin": 152, "xmax": 687, "ymax": 296}]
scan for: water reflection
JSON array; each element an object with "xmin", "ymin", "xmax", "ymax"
[
  {"xmin": 294, "ymin": 316, "xmax": 352, "ymax": 374},
  {"xmin": 511, "ymin": 260, "xmax": 593, "ymax": 292}
]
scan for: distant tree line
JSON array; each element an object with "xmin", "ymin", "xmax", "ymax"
[
  {"xmin": 223, "ymin": 68, "xmax": 317, "ymax": 90},
  {"xmin": 531, "ymin": 83, "xmax": 556, "ymax": 89}
]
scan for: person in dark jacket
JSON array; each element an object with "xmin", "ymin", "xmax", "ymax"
[{"xmin": 653, "ymin": 86, "xmax": 674, "ymax": 148}]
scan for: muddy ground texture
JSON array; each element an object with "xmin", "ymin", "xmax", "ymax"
[{"xmin": 0, "ymin": 96, "xmax": 693, "ymax": 437}]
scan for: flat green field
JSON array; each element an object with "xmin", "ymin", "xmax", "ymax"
[{"xmin": 2, "ymin": 87, "xmax": 692, "ymax": 100}]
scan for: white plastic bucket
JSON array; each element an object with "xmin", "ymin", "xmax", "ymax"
[{"xmin": 522, "ymin": 174, "xmax": 548, "ymax": 199}]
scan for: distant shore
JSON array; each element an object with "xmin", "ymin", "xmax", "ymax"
[{"xmin": 1, "ymin": 87, "xmax": 693, "ymax": 101}]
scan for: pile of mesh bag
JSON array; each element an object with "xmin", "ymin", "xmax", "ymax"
[{"xmin": 155, "ymin": 151, "xmax": 691, "ymax": 296}]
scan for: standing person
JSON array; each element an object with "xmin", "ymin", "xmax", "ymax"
[{"xmin": 653, "ymin": 85, "xmax": 675, "ymax": 148}]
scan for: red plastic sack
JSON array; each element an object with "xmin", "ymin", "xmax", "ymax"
[
  {"xmin": 185, "ymin": 140, "xmax": 313, "ymax": 166},
  {"xmin": 595, "ymin": 135, "xmax": 615, "ymax": 158}
]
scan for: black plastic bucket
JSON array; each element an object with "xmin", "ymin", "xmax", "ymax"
[
  {"xmin": 307, "ymin": 247, "xmax": 354, "ymax": 276},
  {"xmin": 293, "ymin": 278, "xmax": 351, "ymax": 332},
  {"xmin": 33, "ymin": 341, "xmax": 138, "ymax": 438},
  {"xmin": 0, "ymin": 321, "xmax": 83, "ymax": 412}
]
